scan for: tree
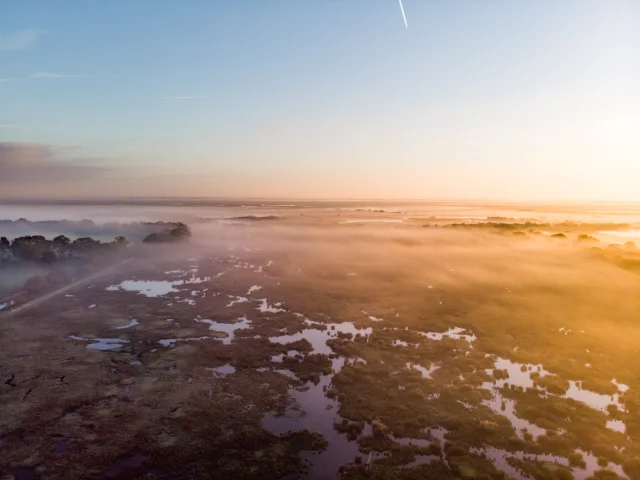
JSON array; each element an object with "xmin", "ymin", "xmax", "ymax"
[
  {"xmin": 9, "ymin": 235, "xmax": 50, "ymax": 261},
  {"xmin": 110, "ymin": 235, "xmax": 129, "ymax": 252},
  {"xmin": 577, "ymin": 234, "xmax": 598, "ymax": 242},
  {"xmin": 0, "ymin": 236, "xmax": 10, "ymax": 262},
  {"xmin": 53, "ymin": 235, "xmax": 71, "ymax": 246},
  {"xmin": 72, "ymin": 237, "xmax": 100, "ymax": 255},
  {"xmin": 53, "ymin": 235, "xmax": 71, "ymax": 258},
  {"xmin": 170, "ymin": 223, "xmax": 191, "ymax": 240},
  {"xmin": 12, "ymin": 239, "xmax": 39, "ymax": 261},
  {"xmin": 143, "ymin": 223, "xmax": 191, "ymax": 244},
  {"xmin": 41, "ymin": 251, "xmax": 58, "ymax": 264},
  {"xmin": 143, "ymin": 233, "xmax": 161, "ymax": 243}
]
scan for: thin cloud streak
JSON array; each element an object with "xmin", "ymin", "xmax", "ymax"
[
  {"xmin": 30, "ymin": 72, "xmax": 93, "ymax": 79},
  {"xmin": 398, "ymin": 0, "xmax": 408, "ymax": 28},
  {"xmin": 0, "ymin": 29, "xmax": 45, "ymax": 51},
  {"xmin": 0, "ymin": 78, "xmax": 20, "ymax": 82}
]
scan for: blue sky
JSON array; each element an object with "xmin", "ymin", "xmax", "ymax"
[{"xmin": 1, "ymin": 0, "xmax": 639, "ymax": 199}]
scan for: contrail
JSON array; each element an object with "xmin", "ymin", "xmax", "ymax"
[{"xmin": 398, "ymin": 0, "xmax": 408, "ymax": 28}]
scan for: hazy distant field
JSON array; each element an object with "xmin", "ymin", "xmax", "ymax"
[{"xmin": 1, "ymin": 200, "xmax": 640, "ymax": 479}]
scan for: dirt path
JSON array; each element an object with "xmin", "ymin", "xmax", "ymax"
[{"xmin": 2, "ymin": 258, "xmax": 134, "ymax": 317}]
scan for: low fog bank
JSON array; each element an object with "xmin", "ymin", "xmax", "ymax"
[
  {"xmin": 3, "ymin": 210, "xmax": 638, "ymax": 300},
  {"xmin": 184, "ymin": 222, "xmax": 640, "ymax": 335},
  {"xmin": 3, "ymin": 209, "xmax": 639, "ymax": 347},
  {"xmin": 4, "ymin": 200, "xmax": 640, "ymax": 224}
]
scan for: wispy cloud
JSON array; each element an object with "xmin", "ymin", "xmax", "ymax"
[
  {"xmin": 160, "ymin": 95, "xmax": 211, "ymax": 99},
  {"xmin": 0, "ymin": 29, "xmax": 45, "ymax": 51},
  {"xmin": 0, "ymin": 77, "xmax": 19, "ymax": 82},
  {"xmin": 31, "ymin": 72, "xmax": 93, "ymax": 79},
  {"xmin": 0, "ymin": 142, "xmax": 109, "ymax": 185}
]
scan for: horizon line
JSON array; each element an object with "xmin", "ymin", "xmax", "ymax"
[{"xmin": 1, "ymin": 196, "xmax": 640, "ymax": 205}]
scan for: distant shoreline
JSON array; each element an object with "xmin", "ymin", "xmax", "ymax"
[{"xmin": 1, "ymin": 198, "xmax": 640, "ymax": 208}]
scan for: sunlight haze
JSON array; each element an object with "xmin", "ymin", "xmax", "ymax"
[{"xmin": 1, "ymin": 0, "xmax": 639, "ymax": 200}]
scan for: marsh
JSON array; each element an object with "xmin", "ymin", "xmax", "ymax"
[{"xmin": 1, "ymin": 201, "xmax": 640, "ymax": 479}]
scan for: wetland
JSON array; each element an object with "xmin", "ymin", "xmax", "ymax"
[{"xmin": 1, "ymin": 201, "xmax": 640, "ymax": 479}]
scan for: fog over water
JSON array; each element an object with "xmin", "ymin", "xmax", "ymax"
[
  {"xmin": 4, "ymin": 200, "xmax": 640, "ymax": 224},
  {"xmin": 1, "ymin": 199, "xmax": 640, "ymax": 479}
]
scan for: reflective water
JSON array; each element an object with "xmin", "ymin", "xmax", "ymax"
[
  {"xmin": 481, "ymin": 356, "xmax": 630, "ymax": 435},
  {"xmin": 483, "ymin": 393, "xmax": 547, "ymax": 439},
  {"xmin": 613, "ymin": 379, "xmax": 630, "ymax": 393},
  {"xmin": 69, "ymin": 336, "xmax": 129, "ymax": 351},
  {"xmin": 256, "ymin": 298, "xmax": 286, "ymax": 313},
  {"xmin": 361, "ymin": 311, "xmax": 384, "ymax": 322},
  {"xmin": 417, "ymin": 327, "xmax": 477, "ymax": 343},
  {"xmin": 106, "ymin": 280, "xmax": 179, "ymax": 297},
  {"xmin": 564, "ymin": 380, "xmax": 626, "ymax": 412},
  {"xmin": 106, "ymin": 276, "xmax": 211, "ymax": 297},
  {"xmin": 269, "ymin": 321, "xmax": 372, "ymax": 355},
  {"xmin": 488, "ymin": 357, "xmax": 551, "ymax": 389},
  {"xmin": 115, "ymin": 319, "xmax": 139, "ymax": 330},
  {"xmin": 208, "ymin": 364, "xmax": 236, "ymax": 376},
  {"xmin": 226, "ymin": 295, "xmax": 249, "ymax": 307},
  {"xmin": 194, "ymin": 316, "xmax": 252, "ymax": 345},
  {"xmin": 606, "ymin": 419, "xmax": 626, "ymax": 433},
  {"xmin": 262, "ymin": 358, "xmax": 369, "ymax": 479},
  {"xmin": 477, "ymin": 446, "xmax": 629, "ymax": 480}
]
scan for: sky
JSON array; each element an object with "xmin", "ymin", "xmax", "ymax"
[{"xmin": 1, "ymin": 0, "xmax": 639, "ymax": 201}]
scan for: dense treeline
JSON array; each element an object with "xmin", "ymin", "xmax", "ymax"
[
  {"xmin": 0, "ymin": 234, "xmax": 129, "ymax": 265},
  {"xmin": 443, "ymin": 221, "xmax": 632, "ymax": 231},
  {"xmin": 0, "ymin": 221, "xmax": 192, "ymax": 264},
  {"xmin": 0, "ymin": 219, "xmax": 188, "ymax": 242}
]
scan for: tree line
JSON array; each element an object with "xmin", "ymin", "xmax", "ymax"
[
  {"xmin": 0, "ymin": 222, "xmax": 191, "ymax": 265},
  {"xmin": 0, "ymin": 235, "xmax": 129, "ymax": 265},
  {"xmin": 0, "ymin": 219, "xmax": 190, "ymax": 242}
]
